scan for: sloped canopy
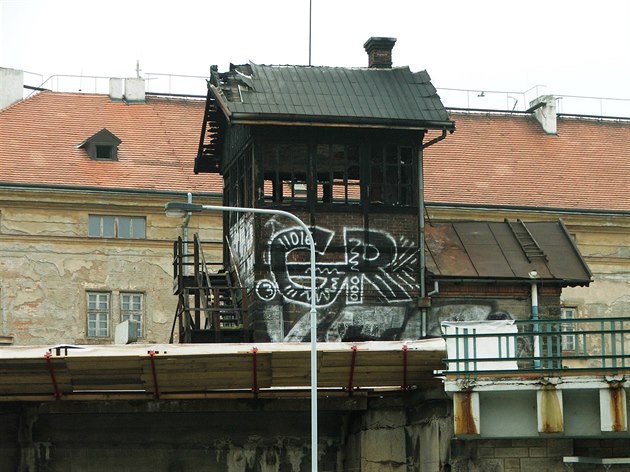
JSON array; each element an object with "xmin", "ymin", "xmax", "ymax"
[{"xmin": 425, "ymin": 220, "xmax": 592, "ymax": 286}]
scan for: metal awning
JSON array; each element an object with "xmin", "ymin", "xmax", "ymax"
[{"xmin": 0, "ymin": 340, "xmax": 445, "ymax": 401}]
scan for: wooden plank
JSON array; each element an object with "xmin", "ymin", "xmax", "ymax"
[
  {"xmin": 71, "ymin": 384, "xmax": 146, "ymax": 391},
  {"xmin": 0, "ymin": 383, "xmax": 73, "ymax": 395}
]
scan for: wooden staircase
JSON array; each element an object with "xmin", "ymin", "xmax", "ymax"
[
  {"xmin": 170, "ymin": 234, "xmax": 249, "ymax": 343},
  {"xmin": 193, "ymin": 70, "xmax": 224, "ymax": 174}
]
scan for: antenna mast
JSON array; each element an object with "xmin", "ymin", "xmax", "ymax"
[{"xmin": 308, "ymin": 0, "xmax": 312, "ymax": 66}]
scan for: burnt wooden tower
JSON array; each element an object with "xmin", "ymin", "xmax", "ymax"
[{"xmin": 186, "ymin": 38, "xmax": 454, "ymax": 343}]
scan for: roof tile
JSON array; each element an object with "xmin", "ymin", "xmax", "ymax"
[{"xmin": 0, "ymin": 91, "xmax": 220, "ymax": 194}]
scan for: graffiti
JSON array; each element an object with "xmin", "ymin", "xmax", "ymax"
[{"xmin": 256, "ymin": 224, "xmax": 418, "ymax": 308}]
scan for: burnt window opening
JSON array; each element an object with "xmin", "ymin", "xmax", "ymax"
[
  {"xmin": 225, "ymin": 148, "xmax": 254, "ymax": 227},
  {"xmin": 78, "ymin": 128, "xmax": 121, "ymax": 161},
  {"xmin": 369, "ymin": 145, "xmax": 414, "ymax": 205},
  {"xmin": 314, "ymin": 144, "xmax": 361, "ymax": 204},
  {"xmin": 262, "ymin": 143, "xmax": 309, "ymax": 204},
  {"xmin": 259, "ymin": 141, "xmax": 416, "ymax": 206}
]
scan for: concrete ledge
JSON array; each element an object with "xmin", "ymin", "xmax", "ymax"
[{"xmin": 564, "ymin": 456, "xmax": 630, "ymax": 465}]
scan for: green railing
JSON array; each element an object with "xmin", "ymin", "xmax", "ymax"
[{"xmin": 441, "ymin": 317, "xmax": 630, "ymax": 376}]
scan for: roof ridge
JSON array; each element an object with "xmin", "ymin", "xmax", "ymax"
[{"xmin": 250, "ymin": 62, "xmax": 412, "ymax": 72}]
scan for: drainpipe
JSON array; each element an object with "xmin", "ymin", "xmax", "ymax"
[
  {"xmin": 419, "ymin": 130, "xmax": 447, "ymax": 337},
  {"xmin": 529, "ymin": 270, "xmax": 541, "ymax": 368},
  {"xmin": 182, "ymin": 193, "xmax": 192, "ymax": 275}
]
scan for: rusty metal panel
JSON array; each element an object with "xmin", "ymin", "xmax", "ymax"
[
  {"xmin": 599, "ymin": 386, "xmax": 627, "ymax": 432},
  {"xmin": 528, "ymin": 222, "xmax": 592, "ymax": 285},
  {"xmin": 425, "ymin": 224, "xmax": 476, "ymax": 276},
  {"xmin": 488, "ymin": 223, "xmax": 553, "ymax": 278},
  {"xmin": 453, "ymin": 391, "xmax": 480, "ymax": 435},
  {"xmin": 537, "ymin": 387, "xmax": 564, "ymax": 433}
]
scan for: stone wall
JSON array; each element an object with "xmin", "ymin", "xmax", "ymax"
[
  {"xmin": 0, "ymin": 393, "xmax": 456, "ymax": 472},
  {"xmin": 449, "ymin": 438, "xmax": 630, "ymax": 472}
]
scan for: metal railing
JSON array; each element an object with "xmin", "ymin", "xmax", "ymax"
[{"xmin": 442, "ymin": 317, "xmax": 630, "ymax": 376}]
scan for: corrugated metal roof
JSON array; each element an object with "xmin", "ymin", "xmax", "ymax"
[
  {"xmin": 213, "ymin": 63, "xmax": 454, "ymax": 130},
  {"xmin": 425, "ymin": 220, "xmax": 592, "ymax": 286}
]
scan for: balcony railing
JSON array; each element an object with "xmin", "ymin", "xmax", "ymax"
[{"xmin": 441, "ymin": 317, "xmax": 630, "ymax": 376}]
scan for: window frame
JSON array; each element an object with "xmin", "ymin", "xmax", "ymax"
[
  {"xmin": 257, "ymin": 140, "xmax": 417, "ymax": 207},
  {"xmin": 87, "ymin": 292, "xmax": 111, "ymax": 338},
  {"xmin": 88, "ymin": 215, "xmax": 146, "ymax": 239},
  {"xmin": 561, "ymin": 306, "xmax": 577, "ymax": 352},
  {"xmin": 120, "ymin": 292, "xmax": 144, "ymax": 339}
]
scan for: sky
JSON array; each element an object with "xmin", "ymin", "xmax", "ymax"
[{"xmin": 1, "ymin": 0, "xmax": 630, "ymax": 115}]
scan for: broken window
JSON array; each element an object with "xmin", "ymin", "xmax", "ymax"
[
  {"xmin": 262, "ymin": 143, "xmax": 309, "ymax": 203},
  {"xmin": 369, "ymin": 145, "xmax": 414, "ymax": 205},
  {"xmin": 314, "ymin": 144, "xmax": 360, "ymax": 204},
  {"xmin": 260, "ymin": 141, "xmax": 415, "ymax": 206},
  {"xmin": 121, "ymin": 292, "xmax": 144, "ymax": 339}
]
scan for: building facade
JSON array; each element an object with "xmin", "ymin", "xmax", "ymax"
[{"xmin": 0, "ymin": 36, "xmax": 630, "ymax": 471}]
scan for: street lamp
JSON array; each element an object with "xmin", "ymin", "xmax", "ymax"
[{"xmin": 164, "ymin": 201, "xmax": 319, "ymax": 471}]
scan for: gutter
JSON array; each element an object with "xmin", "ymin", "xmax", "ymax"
[
  {"xmin": 426, "ymin": 276, "xmax": 591, "ymax": 287},
  {"xmin": 0, "ymin": 182, "xmax": 221, "ymax": 199},
  {"xmin": 425, "ymin": 201, "xmax": 630, "ymax": 218},
  {"xmin": 229, "ymin": 114, "xmax": 455, "ymax": 131}
]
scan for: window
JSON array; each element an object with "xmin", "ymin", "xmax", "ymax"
[
  {"xmin": 78, "ymin": 128, "xmax": 121, "ymax": 161},
  {"xmin": 259, "ymin": 141, "xmax": 416, "ymax": 206},
  {"xmin": 561, "ymin": 307, "xmax": 577, "ymax": 351},
  {"xmin": 95, "ymin": 144, "xmax": 114, "ymax": 159},
  {"xmin": 262, "ymin": 143, "xmax": 309, "ymax": 203},
  {"xmin": 121, "ymin": 293, "xmax": 143, "ymax": 338},
  {"xmin": 369, "ymin": 145, "xmax": 414, "ymax": 205},
  {"xmin": 87, "ymin": 292, "xmax": 110, "ymax": 337},
  {"xmin": 89, "ymin": 215, "xmax": 146, "ymax": 239},
  {"xmin": 314, "ymin": 144, "xmax": 360, "ymax": 204}
]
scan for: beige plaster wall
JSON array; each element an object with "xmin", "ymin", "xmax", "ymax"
[{"xmin": 0, "ymin": 188, "xmax": 222, "ymax": 346}]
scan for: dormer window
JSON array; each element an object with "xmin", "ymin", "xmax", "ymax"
[
  {"xmin": 78, "ymin": 128, "xmax": 121, "ymax": 161},
  {"xmin": 95, "ymin": 144, "xmax": 114, "ymax": 159}
]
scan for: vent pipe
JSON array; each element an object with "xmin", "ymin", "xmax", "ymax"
[{"xmin": 530, "ymin": 95, "xmax": 557, "ymax": 135}]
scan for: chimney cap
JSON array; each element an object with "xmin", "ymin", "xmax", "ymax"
[{"xmin": 363, "ymin": 37, "xmax": 397, "ymax": 52}]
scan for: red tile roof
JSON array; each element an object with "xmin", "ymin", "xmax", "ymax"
[
  {"xmin": 425, "ymin": 112, "xmax": 630, "ymax": 212},
  {"xmin": 3, "ymin": 93, "xmax": 629, "ymax": 213},
  {"xmin": 0, "ymin": 91, "xmax": 221, "ymax": 194}
]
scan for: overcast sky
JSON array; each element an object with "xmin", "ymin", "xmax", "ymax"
[{"xmin": 1, "ymin": 0, "xmax": 629, "ymax": 114}]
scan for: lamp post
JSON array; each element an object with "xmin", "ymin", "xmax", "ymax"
[{"xmin": 164, "ymin": 201, "xmax": 319, "ymax": 471}]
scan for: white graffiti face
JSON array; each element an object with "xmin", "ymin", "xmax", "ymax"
[{"xmin": 255, "ymin": 225, "xmax": 418, "ymax": 307}]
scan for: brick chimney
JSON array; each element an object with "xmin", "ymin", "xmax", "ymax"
[
  {"xmin": 363, "ymin": 37, "xmax": 397, "ymax": 68},
  {"xmin": 0, "ymin": 68, "xmax": 24, "ymax": 110}
]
